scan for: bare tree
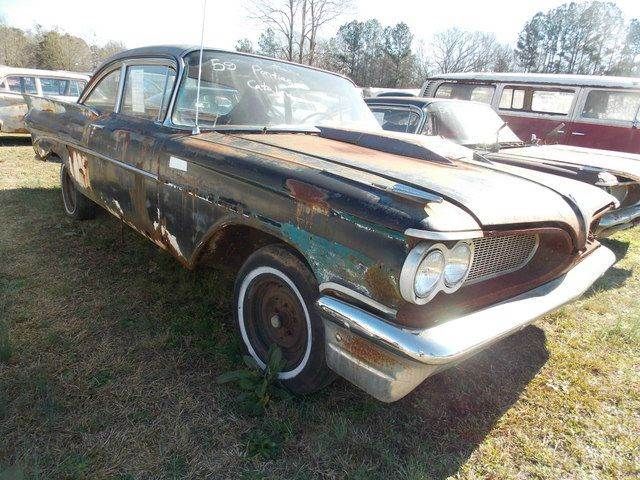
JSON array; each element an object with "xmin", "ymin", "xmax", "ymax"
[
  {"xmin": 305, "ymin": 0, "xmax": 348, "ymax": 65},
  {"xmin": 431, "ymin": 28, "xmax": 512, "ymax": 73},
  {"xmin": 248, "ymin": 0, "xmax": 301, "ymax": 61},
  {"xmin": 248, "ymin": 0, "xmax": 350, "ymax": 65}
]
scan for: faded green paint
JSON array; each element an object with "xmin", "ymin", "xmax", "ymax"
[{"xmin": 280, "ymin": 222, "xmax": 373, "ymax": 285}]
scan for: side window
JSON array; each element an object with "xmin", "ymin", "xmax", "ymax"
[
  {"xmin": 434, "ymin": 82, "xmax": 494, "ymax": 103},
  {"xmin": 83, "ymin": 69, "xmax": 121, "ymax": 114},
  {"xmin": 581, "ymin": 90, "xmax": 640, "ymax": 122},
  {"xmin": 499, "ymin": 87, "xmax": 525, "ymax": 110},
  {"xmin": 5, "ymin": 76, "xmax": 37, "ymax": 94},
  {"xmin": 530, "ymin": 89, "xmax": 574, "ymax": 115},
  {"xmin": 40, "ymin": 77, "xmax": 70, "ymax": 96},
  {"xmin": 68, "ymin": 80, "xmax": 84, "ymax": 97},
  {"xmin": 499, "ymin": 86, "xmax": 574, "ymax": 115},
  {"xmin": 121, "ymin": 65, "xmax": 176, "ymax": 121}
]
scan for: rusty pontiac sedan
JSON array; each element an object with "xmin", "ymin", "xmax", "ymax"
[
  {"xmin": 25, "ymin": 46, "xmax": 617, "ymax": 402},
  {"xmin": 366, "ymin": 96, "xmax": 640, "ymax": 237}
]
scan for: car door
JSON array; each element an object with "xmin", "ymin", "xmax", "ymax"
[
  {"xmin": 564, "ymin": 88, "xmax": 640, "ymax": 153},
  {"xmin": 85, "ymin": 61, "xmax": 178, "ymax": 236}
]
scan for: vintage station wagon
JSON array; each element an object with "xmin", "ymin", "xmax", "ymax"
[
  {"xmin": 25, "ymin": 46, "xmax": 616, "ymax": 402},
  {"xmin": 0, "ymin": 66, "xmax": 88, "ymax": 134},
  {"xmin": 366, "ymin": 96, "xmax": 640, "ymax": 237},
  {"xmin": 422, "ymin": 72, "xmax": 640, "ymax": 154}
]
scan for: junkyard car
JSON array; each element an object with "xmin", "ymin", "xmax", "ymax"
[
  {"xmin": 0, "ymin": 66, "xmax": 88, "ymax": 134},
  {"xmin": 366, "ymin": 96, "xmax": 640, "ymax": 237},
  {"xmin": 25, "ymin": 46, "xmax": 617, "ymax": 402}
]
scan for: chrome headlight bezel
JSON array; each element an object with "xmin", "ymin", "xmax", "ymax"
[{"xmin": 400, "ymin": 241, "xmax": 475, "ymax": 305}]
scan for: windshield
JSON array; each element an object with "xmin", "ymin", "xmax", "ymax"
[
  {"xmin": 172, "ymin": 51, "xmax": 380, "ymax": 131},
  {"xmin": 426, "ymin": 101, "xmax": 521, "ymax": 146}
]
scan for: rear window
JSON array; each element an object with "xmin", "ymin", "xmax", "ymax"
[
  {"xmin": 434, "ymin": 82, "xmax": 495, "ymax": 103},
  {"xmin": 5, "ymin": 76, "xmax": 37, "ymax": 94},
  {"xmin": 581, "ymin": 90, "xmax": 640, "ymax": 122},
  {"xmin": 499, "ymin": 86, "xmax": 575, "ymax": 115},
  {"xmin": 370, "ymin": 106, "xmax": 421, "ymax": 133}
]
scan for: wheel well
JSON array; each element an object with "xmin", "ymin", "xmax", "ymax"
[{"xmin": 194, "ymin": 224, "xmax": 312, "ymax": 274}]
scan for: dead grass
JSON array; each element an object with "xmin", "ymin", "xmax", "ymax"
[{"xmin": 0, "ymin": 136, "xmax": 638, "ymax": 479}]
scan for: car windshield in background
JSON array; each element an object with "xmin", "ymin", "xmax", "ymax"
[
  {"xmin": 426, "ymin": 101, "xmax": 522, "ymax": 146},
  {"xmin": 172, "ymin": 50, "xmax": 380, "ymax": 131}
]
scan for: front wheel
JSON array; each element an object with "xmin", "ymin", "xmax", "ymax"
[
  {"xmin": 234, "ymin": 244, "xmax": 335, "ymax": 394},
  {"xmin": 60, "ymin": 163, "xmax": 96, "ymax": 220}
]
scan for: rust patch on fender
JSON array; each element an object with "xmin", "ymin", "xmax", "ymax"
[
  {"xmin": 286, "ymin": 178, "xmax": 331, "ymax": 223},
  {"xmin": 364, "ymin": 263, "xmax": 400, "ymax": 305},
  {"xmin": 68, "ymin": 149, "xmax": 90, "ymax": 189},
  {"xmin": 340, "ymin": 333, "xmax": 398, "ymax": 368}
]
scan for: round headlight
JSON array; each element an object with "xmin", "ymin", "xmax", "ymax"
[
  {"xmin": 443, "ymin": 242, "xmax": 472, "ymax": 287},
  {"xmin": 414, "ymin": 249, "xmax": 445, "ymax": 298}
]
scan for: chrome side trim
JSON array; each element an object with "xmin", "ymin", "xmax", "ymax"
[
  {"xmin": 405, "ymin": 228, "xmax": 484, "ymax": 241},
  {"xmin": 319, "ymin": 282, "xmax": 397, "ymax": 317},
  {"xmin": 597, "ymin": 202, "xmax": 640, "ymax": 236},
  {"xmin": 389, "ymin": 184, "xmax": 443, "ymax": 203},
  {"xmin": 66, "ymin": 142, "xmax": 158, "ymax": 181},
  {"xmin": 318, "ymin": 245, "xmax": 614, "ymax": 366}
]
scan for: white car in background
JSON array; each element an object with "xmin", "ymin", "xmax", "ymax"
[{"xmin": 0, "ymin": 66, "xmax": 89, "ymax": 134}]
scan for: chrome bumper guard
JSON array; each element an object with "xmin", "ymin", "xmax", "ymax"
[
  {"xmin": 317, "ymin": 246, "xmax": 615, "ymax": 402},
  {"xmin": 598, "ymin": 203, "xmax": 640, "ymax": 237}
]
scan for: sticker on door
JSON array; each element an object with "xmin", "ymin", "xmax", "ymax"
[{"xmin": 169, "ymin": 156, "xmax": 188, "ymax": 172}]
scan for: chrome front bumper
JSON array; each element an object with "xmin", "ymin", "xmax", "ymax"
[
  {"xmin": 317, "ymin": 246, "xmax": 615, "ymax": 402},
  {"xmin": 598, "ymin": 203, "xmax": 640, "ymax": 237}
]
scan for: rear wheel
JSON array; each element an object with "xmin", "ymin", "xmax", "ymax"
[
  {"xmin": 60, "ymin": 163, "xmax": 95, "ymax": 220},
  {"xmin": 234, "ymin": 244, "xmax": 335, "ymax": 394}
]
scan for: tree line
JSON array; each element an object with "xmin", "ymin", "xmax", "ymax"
[
  {"xmin": 1, "ymin": 1, "xmax": 639, "ymax": 85},
  {"xmin": 236, "ymin": 0, "xmax": 640, "ymax": 87},
  {"xmin": 0, "ymin": 20, "xmax": 125, "ymax": 72}
]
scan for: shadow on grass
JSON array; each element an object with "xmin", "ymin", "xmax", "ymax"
[
  {"xmin": 582, "ymin": 237, "xmax": 633, "ymax": 297},
  {"xmin": 0, "ymin": 135, "xmax": 32, "ymax": 147},
  {"xmin": 0, "ymin": 186, "xmax": 560, "ymax": 479}
]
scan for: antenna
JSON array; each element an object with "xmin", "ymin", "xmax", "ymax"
[{"xmin": 192, "ymin": 0, "xmax": 207, "ymax": 135}]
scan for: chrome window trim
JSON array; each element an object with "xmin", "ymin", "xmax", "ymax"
[
  {"xmin": 79, "ymin": 64, "xmax": 125, "ymax": 113},
  {"xmin": 319, "ymin": 282, "xmax": 397, "ymax": 318}
]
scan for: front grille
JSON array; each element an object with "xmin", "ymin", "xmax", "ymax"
[{"xmin": 466, "ymin": 234, "xmax": 539, "ymax": 284}]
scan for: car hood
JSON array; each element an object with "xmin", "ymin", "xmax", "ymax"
[
  {"xmin": 204, "ymin": 129, "xmax": 615, "ymax": 248},
  {"xmin": 490, "ymin": 144, "xmax": 640, "ymax": 182}
]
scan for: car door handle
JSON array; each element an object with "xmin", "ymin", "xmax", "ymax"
[
  {"xmin": 571, "ymin": 132, "xmax": 586, "ymax": 136},
  {"xmin": 89, "ymin": 124, "xmax": 104, "ymax": 132},
  {"xmin": 556, "ymin": 130, "xmax": 565, "ymax": 134}
]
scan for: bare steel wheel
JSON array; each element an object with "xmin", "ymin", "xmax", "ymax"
[
  {"xmin": 60, "ymin": 163, "xmax": 95, "ymax": 220},
  {"xmin": 234, "ymin": 244, "xmax": 335, "ymax": 394}
]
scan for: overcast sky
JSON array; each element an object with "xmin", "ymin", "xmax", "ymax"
[{"xmin": 1, "ymin": 0, "xmax": 640, "ymax": 49}]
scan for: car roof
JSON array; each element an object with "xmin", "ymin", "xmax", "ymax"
[
  {"xmin": 424, "ymin": 72, "xmax": 640, "ymax": 89},
  {"xmin": 95, "ymin": 45, "xmax": 354, "ymax": 83},
  {"xmin": 0, "ymin": 65, "xmax": 89, "ymax": 81}
]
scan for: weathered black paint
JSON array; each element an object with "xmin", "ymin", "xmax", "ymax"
[{"xmin": 23, "ymin": 47, "xmax": 613, "ymax": 319}]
